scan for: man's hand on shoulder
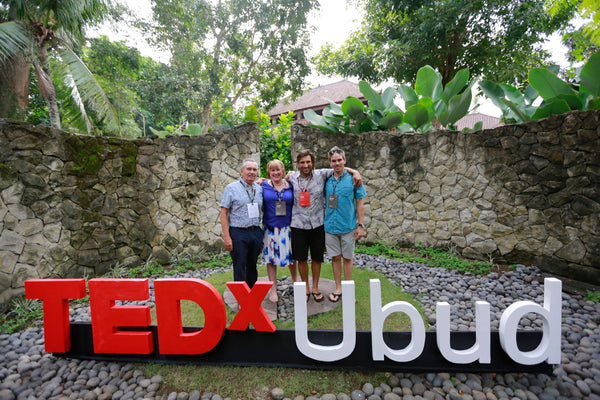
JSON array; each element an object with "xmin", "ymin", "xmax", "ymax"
[{"xmin": 346, "ymin": 168, "xmax": 362, "ymax": 187}]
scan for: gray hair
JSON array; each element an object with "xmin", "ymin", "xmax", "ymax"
[{"xmin": 241, "ymin": 158, "xmax": 258, "ymax": 169}]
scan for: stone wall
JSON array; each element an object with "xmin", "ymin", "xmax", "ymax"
[
  {"xmin": 0, "ymin": 120, "xmax": 259, "ymax": 307},
  {"xmin": 1, "ymin": 110, "xmax": 599, "ymax": 309},
  {"xmin": 292, "ymin": 110, "xmax": 600, "ymax": 286}
]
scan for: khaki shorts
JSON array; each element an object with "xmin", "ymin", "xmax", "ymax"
[{"xmin": 325, "ymin": 231, "xmax": 356, "ymax": 259}]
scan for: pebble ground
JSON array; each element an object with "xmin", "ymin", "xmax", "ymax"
[{"xmin": 0, "ymin": 254, "xmax": 598, "ymax": 400}]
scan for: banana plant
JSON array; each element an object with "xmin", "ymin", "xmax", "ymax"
[
  {"xmin": 397, "ymin": 66, "xmax": 474, "ymax": 132},
  {"xmin": 529, "ymin": 50, "xmax": 600, "ymax": 118},
  {"xmin": 478, "ymin": 80, "xmax": 539, "ymax": 124},
  {"xmin": 479, "ymin": 50, "xmax": 600, "ymax": 123},
  {"xmin": 304, "ymin": 81, "xmax": 404, "ymax": 133}
]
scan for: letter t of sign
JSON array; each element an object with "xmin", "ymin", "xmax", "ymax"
[{"xmin": 25, "ymin": 279, "xmax": 87, "ymax": 353}]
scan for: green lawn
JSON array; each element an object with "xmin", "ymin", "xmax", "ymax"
[{"xmin": 141, "ymin": 262, "xmax": 425, "ymax": 398}]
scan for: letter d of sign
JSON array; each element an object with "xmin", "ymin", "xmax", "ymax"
[
  {"xmin": 155, "ymin": 279, "xmax": 227, "ymax": 354},
  {"xmin": 499, "ymin": 278, "xmax": 562, "ymax": 365}
]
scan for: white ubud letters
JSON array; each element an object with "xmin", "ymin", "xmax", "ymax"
[
  {"xmin": 499, "ymin": 277, "xmax": 562, "ymax": 365},
  {"xmin": 436, "ymin": 301, "xmax": 491, "ymax": 363},
  {"xmin": 293, "ymin": 281, "xmax": 356, "ymax": 361},
  {"xmin": 370, "ymin": 279, "xmax": 425, "ymax": 361}
]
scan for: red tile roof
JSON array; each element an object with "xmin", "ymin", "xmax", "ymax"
[
  {"xmin": 454, "ymin": 113, "xmax": 502, "ymax": 131},
  {"xmin": 268, "ymin": 80, "xmax": 366, "ymax": 118}
]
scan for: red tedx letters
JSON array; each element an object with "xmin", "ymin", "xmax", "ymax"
[{"xmin": 25, "ymin": 278, "xmax": 276, "ymax": 355}]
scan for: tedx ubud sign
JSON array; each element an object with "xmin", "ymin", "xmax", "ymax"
[{"xmin": 24, "ymin": 277, "xmax": 562, "ymax": 372}]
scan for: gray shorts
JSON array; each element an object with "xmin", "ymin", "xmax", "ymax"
[{"xmin": 325, "ymin": 231, "xmax": 356, "ymax": 259}]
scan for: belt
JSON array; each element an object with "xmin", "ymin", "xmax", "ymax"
[{"xmin": 232, "ymin": 226, "xmax": 259, "ymax": 230}]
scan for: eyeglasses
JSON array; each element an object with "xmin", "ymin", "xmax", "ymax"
[{"xmin": 329, "ymin": 149, "xmax": 343, "ymax": 155}]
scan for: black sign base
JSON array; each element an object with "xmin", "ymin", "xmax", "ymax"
[{"xmin": 55, "ymin": 323, "xmax": 552, "ymax": 373}]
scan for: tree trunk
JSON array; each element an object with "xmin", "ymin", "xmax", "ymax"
[
  {"xmin": 34, "ymin": 41, "xmax": 61, "ymax": 130},
  {"xmin": 0, "ymin": 56, "xmax": 30, "ymax": 120},
  {"xmin": 201, "ymin": 102, "xmax": 213, "ymax": 134}
]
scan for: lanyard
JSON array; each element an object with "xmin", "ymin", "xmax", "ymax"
[
  {"xmin": 298, "ymin": 173, "xmax": 312, "ymax": 192},
  {"xmin": 239, "ymin": 179, "xmax": 255, "ymax": 203},
  {"xmin": 270, "ymin": 180, "xmax": 285, "ymax": 201},
  {"xmin": 331, "ymin": 171, "xmax": 347, "ymax": 194}
]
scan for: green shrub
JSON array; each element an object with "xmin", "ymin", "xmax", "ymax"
[{"xmin": 246, "ymin": 106, "xmax": 294, "ymax": 177}]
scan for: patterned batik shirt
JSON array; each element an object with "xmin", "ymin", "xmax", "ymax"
[
  {"xmin": 289, "ymin": 168, "xmax": 333, "ymax": 230},
  {"xmin": 220, "ymin": 179, "xmax": 263, "ymax": 228}
]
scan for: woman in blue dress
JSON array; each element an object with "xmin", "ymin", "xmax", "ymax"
[{"xmin": 261, "ymin": 159, "xmax": 297, "ymax": 302}]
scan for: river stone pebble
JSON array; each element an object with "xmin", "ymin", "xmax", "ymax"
[
  {"xmin": 0, "ymin": 257, "xmax": 599, "ymax": 399},
  {"xmin": 362, "ymin": 382, "xmax": 374, "ymax": 396}
]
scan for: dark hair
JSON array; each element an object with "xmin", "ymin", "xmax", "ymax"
[{"xmin": 296, "ymin": 149, "xmax": 316, "ymax": 166}]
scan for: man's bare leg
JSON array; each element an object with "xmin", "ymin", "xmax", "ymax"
[
  {"xmin": 329, "ymin": 255, "xmax": 343, "ymax": 302},
  {"xmin": 288, "ymin": 261, "xmax": 299, "ymax": 283},
  {"xmin": 310, "ymin": 260, "xmax": 323, "ymax": 301},
  {"xmin": 298, "ymin": 260, "xmax": 310, "ymax": 296},
  {"xmin": 342, "ymin": 258, "xmax": 353, "ymax": 281}
]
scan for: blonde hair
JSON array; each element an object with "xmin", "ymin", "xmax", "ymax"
[
  {"xmin": 266, "ymin": 159, "xmax": 285, "ymax": 174},
  {"xmin": 328, "ymin": 146, "xmax": 346, "ymax": 161}
]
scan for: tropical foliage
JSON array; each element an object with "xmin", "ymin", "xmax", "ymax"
[
  {"xmin": 315, "ymin": 0, "xmax": 577, "ymax": 87},
  {"xmin": 0, "ymin": 0, "xmax": 122, "ymax": 135},
  {"xmin": 398, "ymin": 66, "xmax": 474, "ymax": 132},
  {"xmin": 479, "ymin": 50, "xmax": 600, "ymax": 124},
  {"xmin": 304, "ymin": 67, "xmax": 474, "ymax": 133},
  {"xmin": 546, "ymin": 0, "xmax": 600, "ymax": 46},
  {"xmin": 304, "ymin": 81, "xmax": 403, "ymax": 133},
  {"xmin": 143, "ymin": 0, "xmax": 318, "ymax": 134},
  {"xmin": 245, "ymin": 106, "xmax": 294, "ymax": 177}
]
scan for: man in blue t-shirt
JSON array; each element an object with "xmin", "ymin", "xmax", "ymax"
[{"xmin": 324, "ymin": 147, "xmax": 367, "ymax": 302}]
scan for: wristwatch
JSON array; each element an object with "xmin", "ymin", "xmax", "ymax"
[{"xmin": 357, "ymin": 223, "xmax": 364, "ymax": 228}]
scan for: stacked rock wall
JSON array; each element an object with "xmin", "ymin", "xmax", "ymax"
[
  {"xmin": 292, "ymin": 110, "xmax": 600, "ymax": 285},
  {"xmin": 0, "ymin": 120, "xmax": 259, "ymax": 307},
  {"xmin": 1, "ymin": 110, "xmax": 599, "ymax": 309}
]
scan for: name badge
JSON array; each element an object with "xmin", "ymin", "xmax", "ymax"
[
  {"xmin": 328, "ymin": 194, "xmax": 338, "ymax": 209},
  {"xmin": 247, "ymin": 202, "xmax": 259, "ymax": 219},
  {"xmin": 275, "ymin": 201, "xmax": 286, "ymax": 216},
  {"xmin": 299, "ymin": 191, "xmax": 310, "ymax": 207}
]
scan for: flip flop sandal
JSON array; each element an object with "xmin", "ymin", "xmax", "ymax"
[
  {"xmin": 328, "ymin": 292, "xmax": 342, "ymax": 303},
  {"xmin": 311, "ymin": 292, "xmax": 324, "ymax": 302}
]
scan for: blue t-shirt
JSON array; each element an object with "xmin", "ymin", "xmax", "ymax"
[
  {"xmin": 261, "ymin": 180, "xmax": 294, "ymax": 228},
  {"xmin": 324, "ymin": 171, "xmax": 367, "ymax": 234}
]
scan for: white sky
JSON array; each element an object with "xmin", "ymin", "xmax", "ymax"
[{"xmin": 91, "ymin": 0, "xmax": 573, "ymax": 117}]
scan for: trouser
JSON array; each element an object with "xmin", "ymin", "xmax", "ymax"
[{"xmin": 229, "ymin": 226, "xmax": 264, "ymax": 288}]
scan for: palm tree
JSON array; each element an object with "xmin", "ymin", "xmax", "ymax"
[{"xmin": 0, "ymin": 0, "xmax": 119, "ymax": 135}]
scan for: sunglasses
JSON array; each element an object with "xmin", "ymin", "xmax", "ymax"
[{"xmin": 329, "ymin": 149, "xmax": 343, "ymax": 155}]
